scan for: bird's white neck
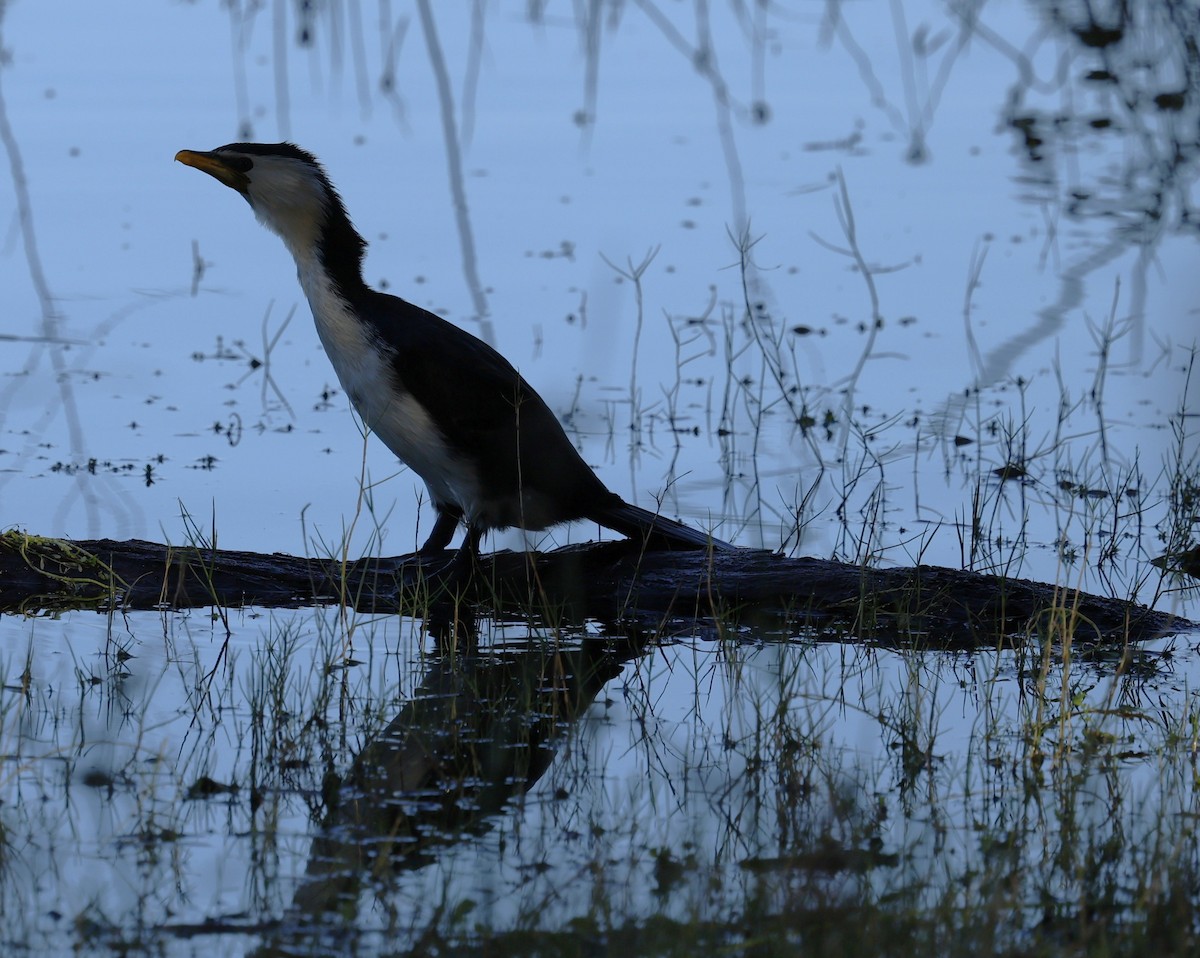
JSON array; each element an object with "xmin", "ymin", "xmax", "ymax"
[{"xmin": 292, "ymin": 251, "xmax": 372, "ymax": 380}]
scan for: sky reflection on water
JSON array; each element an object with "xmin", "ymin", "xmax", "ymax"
[{"xmin": 0, "ymin": 2, "xmax": 1198, "ymax": 953}]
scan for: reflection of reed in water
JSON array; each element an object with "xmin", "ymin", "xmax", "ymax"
[{"xmin": 288, "ymin": 636, "xmax": 640, "ymax": 922}]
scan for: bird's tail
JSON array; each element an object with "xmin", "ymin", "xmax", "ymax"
[{"xmin": 587, "ymin": 499, "xmax": 734, "ymax": 551}]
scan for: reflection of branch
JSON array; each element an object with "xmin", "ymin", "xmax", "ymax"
[
  {"xmin": 379, "ymin": 11, "xmax": 411, "ymax": 127},
  {"xmin": 825, "ymin": 0, "xmax": 981, "ymax": 163},
  {"xmin": 345, "ymin": 0, "xmax": 372, "ymax": 116},
  {"xmin": 810, "ymin": 169, "xmax": 886, "ymax": 450},
  {"xmin": 821, "ymin": 1, "xmax": 909, "ymax": 142},
  {"xmin": 962, "ymin": 238, "xmax": 989, "ymax": 383},
  {"xmin": 600, "ymin": 247, "xmax": 661, "ymax": 452},
  {"xmin": 460, "ymin": 0, "xmax": 487, "ymax": 148},
  {"xmin": 979, "ymin": 3, "xmax": 1196, "ymax": 366},
  {"xmin": 414, "ymin": 0, "xmax": 494, "ymax": 343},
  {"xmin": 271, "ymin": 0, "xmax": 290, "ymax": 138},
  {"xmin": 631, "ymin": 0, "xmax": 748, "ymax": 231},
  {"xmin": 255, "ymin": 302, "xmax": 297, "ymax": 418},
  {"xmin": 570, "ymin": 0, "xmax": 604, "ymax": 141},
  {"xmin": 694, "ymin": 0, "xmax": 747, "ymax": 232},
  {"xmin": 224, "ymin": 1, "xmax": 258, "ymax": 138},
  {"xmin": 0, "ymin": 13, "xmax": 98, "ymax": 532}
]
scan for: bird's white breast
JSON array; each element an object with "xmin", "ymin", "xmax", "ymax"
[{"xmin": 295, "ymin": 257, "xmax": 481, "ymax": 515}]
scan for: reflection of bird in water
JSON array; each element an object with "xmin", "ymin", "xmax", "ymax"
[
  {"xmin": 176, "ymin": 143, "xmax": 731, "ymax": 571},
  {"xmin": 287, "ymin": 637, "xmax": 632, "ymax": 921}
]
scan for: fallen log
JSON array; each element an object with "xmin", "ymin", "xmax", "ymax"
[{"xmin": 0, "ymin": 531, "xmax": 1189, "ymax": 646}]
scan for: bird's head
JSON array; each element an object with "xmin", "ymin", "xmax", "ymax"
[{"xmin": 176, "ymin": 142, "xmax": 365, "ymax": 282}]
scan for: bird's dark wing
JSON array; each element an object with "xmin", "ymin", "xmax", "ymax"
[
  {"xmin": 358, "ymin": 290, "xmax": 607, "ymax": 511},
  {"xmin": 360, "ymin": 292, "xmax": 528, "ymax": 435}
]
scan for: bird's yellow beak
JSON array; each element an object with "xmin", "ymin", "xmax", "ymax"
[{"xmin": 175, "ymin": 149, "xmax": 250, "ymax": 194}]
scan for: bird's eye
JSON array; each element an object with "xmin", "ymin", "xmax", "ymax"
[{"xmin": 221, "ymin": 155, "xmax": 254, "ymax": 173}]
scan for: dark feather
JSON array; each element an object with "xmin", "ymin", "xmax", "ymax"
[
  {"xmin": 587, "ymin": 500, "xmax": 734, "ymax": 551},
  {"xmin": 352, "ymin": 288, "xmax": 611, "ymax": 521}
]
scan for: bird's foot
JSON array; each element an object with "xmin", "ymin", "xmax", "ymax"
[
  {"xmin": 420, "ymin": 545, "xmax": 480, "ymax": 651},
  {"xmin": 401, "ymin": 540, "xmax": 479, "ymax": 598}
]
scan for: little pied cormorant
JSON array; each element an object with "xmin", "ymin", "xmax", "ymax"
[{"xmin": 175, "ymin": 142, "xmax": 731, "ymax": 564}]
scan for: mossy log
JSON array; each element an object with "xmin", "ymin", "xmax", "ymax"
[{"xmin": 0, "ymin": 531, "xmax": 1189, "ymax": 646}]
